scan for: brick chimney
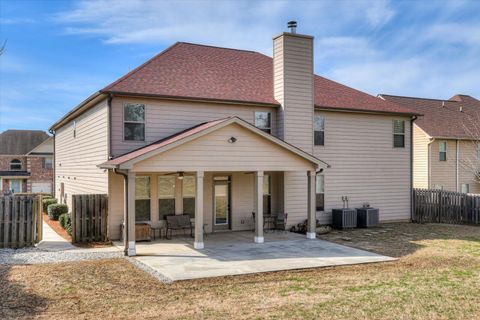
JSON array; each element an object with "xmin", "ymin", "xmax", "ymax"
[{"xmin": 273, "ymin": 21, "xmax": 314, "ymax": 153}]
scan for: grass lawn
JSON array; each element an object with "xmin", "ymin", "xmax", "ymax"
[{"xmin": 1, "ymin": 223, "xmax": 479, "ymax": 319}]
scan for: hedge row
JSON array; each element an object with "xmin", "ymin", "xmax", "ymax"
[{"xmin": 48, "ymin": 203, "xmax": 68, "ymax": 220}]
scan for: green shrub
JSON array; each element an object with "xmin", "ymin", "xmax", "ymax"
[
  {"xmin": 47, "ymin": 203, "xmax": 68, "ymax": 221},
  {"xmin": 59, "ymin": 213, "xmax": 72, "ymax": 235},
  {"xmin": 42, "ymin": 198, "xmax": 57, "ymax": 213}
]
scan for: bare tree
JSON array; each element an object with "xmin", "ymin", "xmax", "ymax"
[{"xmin": 459, "ymin": 110, "xmax": 480, "ymax": 185}]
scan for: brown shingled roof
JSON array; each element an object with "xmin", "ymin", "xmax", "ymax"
[
  {"xmin": 101, "ymin": 42, "xmax": 417, "ymax": 115},
  {"xmin": 0, "ymin": 130, "xmax": 50, "ymax": 155},
  {"xmin": 380, "ymin": 94, "xmax": 480, "ymax": 139}
]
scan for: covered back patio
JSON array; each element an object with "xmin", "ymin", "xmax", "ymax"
[
  {"xmin": 100, "ymin": 117, "xmax": 328, "ymax": 256},
  {"xmin": 115, "ymin": 231, "xmax": 395, "ymax": 281}
]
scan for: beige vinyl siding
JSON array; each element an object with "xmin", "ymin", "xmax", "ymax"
[
  {"xmin": 273, "ymin": 33, "xmax": 314, "ymax": 153},
  {"xmin": 430, "ymin": 139, "xmax": 457, "ymax": 191},
  {"xmin": 413, "ymin": 124, "xmax": 430, "ymax": 188},
  {"xmin": 458, "ymin": 140, "xmax": 480, "ymax": 194},
  {"xmin": 110, "ymin": 97, "xmax": 277, "ymax": 157},
  {"xmin": 131, "ymin": 123, "xmax": 315, "ymax": 172},
  {"xmin": 314, "ymin": 111, "xmax": 411, "ymax": 223},
  {"xmin": 283, "ymin": 171, "xmax": 308, "ymax": 227},
  {"xmin": 273, "ymin": 36, "xmax": 285, "ymax": 140},
  {"xmin": 107, "ymin": 171, "xmax": 284, "ymax": 239},
  {"xmin": 55, "ymin": 99, "xmax": 109, "ymax": 209}
]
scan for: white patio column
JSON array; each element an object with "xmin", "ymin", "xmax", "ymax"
[
  {"xmin": 194, "ymin": 171, "xmax": 204, "ymax": 249},
  {"xmin": 307, "ymin": 171, "xmax": 316, "ymax": 239},
  {"xmin": 127, "ymin": 171, "xmax": 137, "ymax": 256},
  {"xmin": 254, "ymin": 171, "xmax": 264, "ymax": 243}
]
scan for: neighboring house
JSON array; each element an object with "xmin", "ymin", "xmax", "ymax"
[
  {"xmin": 0, "ymin": 130, "xmax": 54, "ymax": 194},
  {"xmin": 50, "ymin": 25, "xmax": 419, "ymax": 255},
  {"xmin": 380, "ymin": 94, "xmax": 480, "ymax": 194}
]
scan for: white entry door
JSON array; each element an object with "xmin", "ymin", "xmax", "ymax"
[{"xmin": 32, "ymin": 182, "xmax": 52, "ymax": 193}]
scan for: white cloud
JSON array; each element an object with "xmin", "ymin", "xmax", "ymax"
[
  {"xmin": 316, "ymin": 37, "xmax": 377, "ymax": 59},
  {"xmin": 365, "ymin": 0, "xmax": 395, "ymax": 27},
  {"xmin": 425, "ymin": 23, "xmax": 480, "ymax": 46}
]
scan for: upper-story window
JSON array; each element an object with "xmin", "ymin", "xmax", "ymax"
[
  {"xmin": 43, "ymin": 157, "xmax": 53, "ymax": 169},
  {"xmin": 124, "ymin": 103, "xmax": 145, "ymax": 141},
  {"xmin": 439, "ymin": 141, "xmax": 447, "ymax": 161},
  {"xmin": 314, "ymin": 115, "xmax": 325, "ymax": 146},
  {"xmin": 255, "ymin": 111, "xmax": 271, "ymax": 134},
  {"xmin": 393, "ymin": 120, "xmax": 405, "ymax": 148},
  {"xmin": 10, "ymin": 159, "xmax": 22, "ymax": 171}
]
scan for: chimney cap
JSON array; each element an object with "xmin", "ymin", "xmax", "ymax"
[{"xmin": 287, "ymin": 20, "xmax": 297, "ymax": 33}]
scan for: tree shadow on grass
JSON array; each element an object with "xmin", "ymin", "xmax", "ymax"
[
  {"xmin": 319, "ymin": 222, "xmax": 480, "ymax": 258},
  {"xmin": 0, "ymin": 265, "xmax": 48, "ymax": 319}
]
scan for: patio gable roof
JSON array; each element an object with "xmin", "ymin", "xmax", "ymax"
[{"xmin": 99, "ymin": 116, "xmax": 328, "ymax": 170}]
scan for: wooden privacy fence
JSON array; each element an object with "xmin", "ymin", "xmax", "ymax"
[
  {"xmin": 413, "ymin": 189, "xmax": 480, "ymax": 225},
  {"xmin": 0, "ymin": 196, "xmax": 43, "ymax": 248},
  {"xmin": 71, "ymin": 194, "xmax": 108, "ymax": 243}
]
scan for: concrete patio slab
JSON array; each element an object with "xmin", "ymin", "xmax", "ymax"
[{"xmin": 118, "ymin": 232, "xmax": 396, "ymax": 281}]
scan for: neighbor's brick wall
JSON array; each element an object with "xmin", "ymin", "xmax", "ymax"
[
  {"xmin": 26, "ymin": 156, "xmax": 54, "ymax": 192},
  {"xmin": 0, "ymin": 155, "xmax": 28, "ymax": 193},
  {"xmin": 0, "ymin": 155, "xmax": 27, "ymax": 171}
]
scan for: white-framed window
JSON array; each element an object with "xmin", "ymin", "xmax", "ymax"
[
  {"xmin": 10, "ymin": 159, "xmax": 22, "ymax": 170},
  {"xmin": 255, "ymin": 111, "xmax": 271, "ymax": 134},
  {"xmin": 43, "ymin": 157, "xmax": 53, "ymax": 169},
  {"xmin": 263, "ymin": 174, "xmax": 271, "ymax": 214},
  {"xmin": 461, "ymin": 184, "xmax": 470, "ymax": 194},
  {"xmin": 158, "ymin": 175, "xmax": 175, "ymax": 220},
  {"xmin": 182, "ymin": 176, "xmax": 196, "ymax": 218},
  {"xmin": 439, "ymin": 141, "xmax": 447, "ymax": 161},
  {"xmin": 393, "ymin": 120, "xmax": 405, "ymax": 148},
  {"xmin": 124, "ymin": 103, "xmax": 145, "ymax": 141},
  {"xmin": 72, "ymin": 121, "xmax": 76, "ymax": 138},
  {"xmin": 316, "ymin": 173, "xmax": 325, "ymax": 211},
  {"xmin": 434, "ymin": 185, "xmax": 444, "ymax": 190},
  {"xmin": 135, "ymin": 176, "xmax": 151, "ymax": 221},
  {"xmin": 314, "ymin": 115, "xmax": 325, "ymax": 146}
]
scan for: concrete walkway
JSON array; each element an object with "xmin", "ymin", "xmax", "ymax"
[
  {"xmin": 122, "ymin": 232, "xmax": 396, "ymax": 281},
  {"xmin": 36, "ymin": 221, "xmax": 75, "ymax": 251}
]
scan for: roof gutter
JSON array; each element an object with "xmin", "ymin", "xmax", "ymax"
[
  {"xmin": 100, "ymin": 90, "xmax": 281, "ymax": 108},
  {"xmin": 315, "ymin": 105, "xmax": 422, "ymax": 117}
]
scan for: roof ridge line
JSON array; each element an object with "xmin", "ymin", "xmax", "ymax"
[
  {"xmin": 379, "ymin": 94, "xmax": 457, "ymax": 102},
  {"xmin": 177, "ymin": 42, "xmax": 260, "ymax": 54}
]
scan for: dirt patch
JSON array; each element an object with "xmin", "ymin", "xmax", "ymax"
[{"xmin": 1, "ymin": 223, "xmax": 479, "ymax": 320}]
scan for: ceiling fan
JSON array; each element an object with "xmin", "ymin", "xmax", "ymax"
[{"xmin": 163, "ymin": 171, "xmax": 194, "ymax": 179}]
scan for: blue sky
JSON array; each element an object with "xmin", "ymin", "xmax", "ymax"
[{"xmin": 1, "ymin": 0, "xmax": 479, "ymax": 132}]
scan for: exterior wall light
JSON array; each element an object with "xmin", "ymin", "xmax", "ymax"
[{"xmin": 228, "ymin": 137, "xmax": 237, "ymax": 143}]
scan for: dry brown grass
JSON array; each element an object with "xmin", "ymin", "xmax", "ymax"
[{"xmin": 1, "ymin": 223, "xmax": 479, "ymax": 320}]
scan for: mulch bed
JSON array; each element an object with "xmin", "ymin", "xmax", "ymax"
[{"xmin": 42, "ymin": 214, "xmax": 112, "ymax": 248}]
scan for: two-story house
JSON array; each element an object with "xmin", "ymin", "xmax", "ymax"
[
  {"xmin": 0, "ymin": 130, "xmax": 54, "ymax": 194},
  {"xmin": 380, "ymin": 94, "xmax": 480, "ymax": 194},
  {"xmin": 50, "ymin": 25, "xmax": 419, "ymax": 256}
]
